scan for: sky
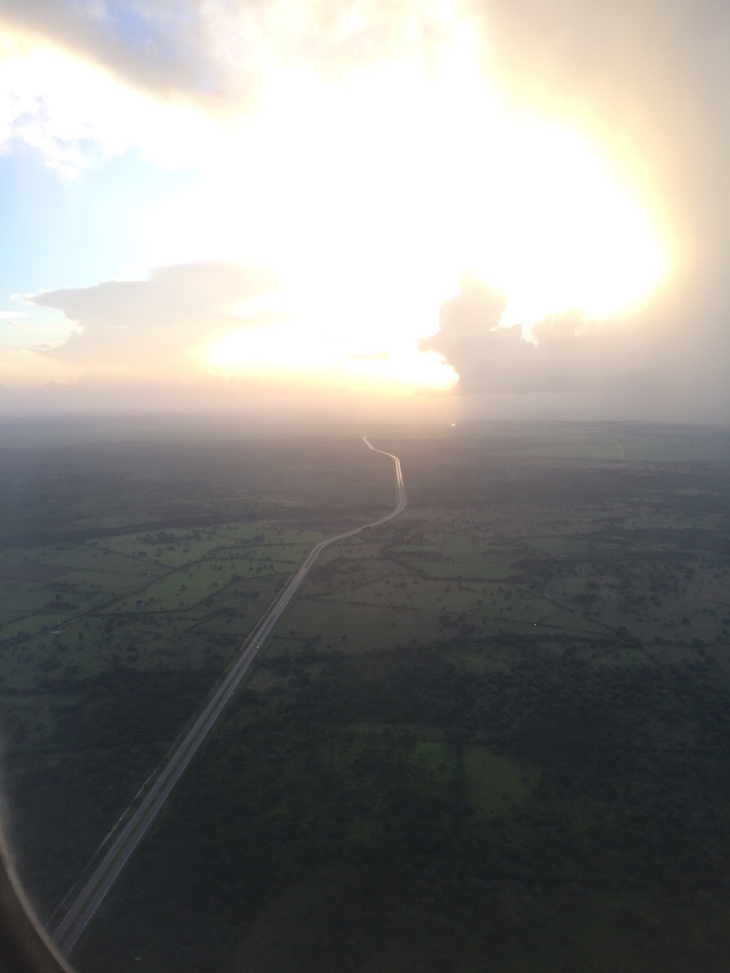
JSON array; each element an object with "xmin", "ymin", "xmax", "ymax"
[{"xmin": 0, "ymin": 0, "xmax": 728, "ymax": 422}]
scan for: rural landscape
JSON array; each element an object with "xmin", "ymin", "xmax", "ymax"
[{"xmin": 0, "ymin": 417, "xmax": 729, "ymax": 972}]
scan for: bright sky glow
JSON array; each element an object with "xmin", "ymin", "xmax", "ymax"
[
  {"xmin": 0, "ymin": 4, "xmax": 672, "ymax": 399},
  {"xmin": 138, "ymin": 28, "xmax": 671, "ymax": 384}
]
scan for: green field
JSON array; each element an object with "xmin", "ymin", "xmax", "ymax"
[
  {"xmin": 2, "ymin": 419, "xmax": 730, "ymax": 973},
  {"xmin": 464, "ymin": 746, "xmax": 540, "ymax": 820}
]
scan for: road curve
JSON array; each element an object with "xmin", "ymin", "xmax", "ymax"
[{"xmin": 52, "ymin": 435, "xmax": 405, "ymax": 957}]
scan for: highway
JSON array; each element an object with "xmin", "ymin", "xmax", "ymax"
[{"xmin": 52, "ymin": 435, "xmax": 406, "ymax": 957}]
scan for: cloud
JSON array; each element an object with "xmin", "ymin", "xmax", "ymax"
[
  {"xmin": 30, "ymin": 261, "xmax": 280, "ymax": 372},
  {"xmin": 418, "ymin": 274, "xmax": 702, "ymax": 408},
  {"xmin": 480, "ymin": 0, "xmax": 730, "ymax": 308},
  {"xmin": 419, "ymin": 274, "xmax": 543, "ymax": 394},
  {"xmin": 0, "ymin": 0, "xmax": 465, "ymax": 109},
  {"xmin": 0, "ymin": 1, "xmax": 474, "ymax": 178},
  {"xmin": 0, "ymin": 24, "xmax": 223, "ymax": 176},
  {"xmin": 411, "ymin": 1, "xmax": 730, "ymax": 421},
  {"xmin": 0, "ymin": 0, "xmax": 208, "ymax": 104},
  {"xmin": 3, "ymin": 2, "xmax": 729, "ymax": 423}
]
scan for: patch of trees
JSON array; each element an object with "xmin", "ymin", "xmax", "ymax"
[
  {"xmin": 2, "ymin": 665, "xmax": 220, "ymax": 916},
  {"xmin": 76, "ymin": 628, "xmax": 730, "ymax": 972}
]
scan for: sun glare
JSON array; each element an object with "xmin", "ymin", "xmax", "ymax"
[
  {"xmin": 206, "ymin": 324, "xmax": 456, "ymax": 393},
  {"xmin": 132, "ymin": 21, "xmax": 671, "ymax": 389}
]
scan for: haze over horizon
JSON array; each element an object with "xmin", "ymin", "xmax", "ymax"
[{"xmin": 0, "ymin": 0, "xmax": 728, "ymax": 423}]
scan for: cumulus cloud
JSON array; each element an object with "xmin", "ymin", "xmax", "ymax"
[
  {"xmin": 4, "ymin": 1, "xmax": 729, "ymax": 422},
  {"xmin": 420, "ymin": 274, "xmax": 651, "ymax": 396},
  {"xmin": 31, "ymin": 261, "xmax": 280, "ymax": 371},
  {"xmin": 419, "ymin": 274, "xmax": 540, "ymax": 394},
  {"xmin": 419, "ymin": 269, "xmax": 730, "ymax": 421}
]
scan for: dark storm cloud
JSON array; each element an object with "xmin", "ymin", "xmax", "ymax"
[{"xmin": 31, "ymin": 262, "xmax": 279, "ymax": 367}]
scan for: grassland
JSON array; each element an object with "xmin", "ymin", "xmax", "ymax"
[{"xmin": 1, "ymin": 417, "xmax": 730, "ymax": 973}]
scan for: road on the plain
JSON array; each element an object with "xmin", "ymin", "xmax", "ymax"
[{"xmin": 52, "ymin": 436, "xmax": 406, "ymax": 957}]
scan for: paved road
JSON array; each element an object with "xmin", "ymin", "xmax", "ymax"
[{"xmin": 52, "ymin": 435, "xmax": 405, "ymax": 957}]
